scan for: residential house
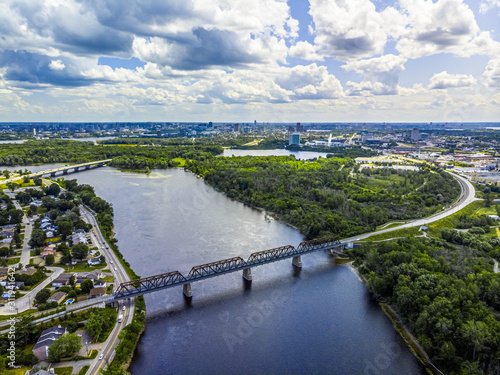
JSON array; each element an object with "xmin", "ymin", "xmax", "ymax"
[
  {"xmin": 74, "ymin": 278, "xmax": 86, "ymax": 289},
  {"xmin": 51, "ymin": 273, "xmax": 73, "ymax": 288},
  {"xmin": 0, "ymin": 281, "xmax": 24, "ymax": 289},
  {"xmin": 94, "ymin": 280, "xmax": 106, "ymax": 288},
  {"xmin": 47, "ymin": 291, "xmax": 67, "ymax": 304},
  {"xmin": 32, "ymin": 326, "xmax": 67, "ymax": 361},
  {"xmin": 0, "ymin": 267, "xmax": 9, "ymax": 281},
  {"xmin": 85, "ymin": 270, "xmax": 103, "ymax": 280},
  {"xmin": 17, "ymin": 268, "xmax": 36, "ymax": 276},
  {"xmin": 87, "ymin": 258, "xmax": 101, "ymax": 266},
  {"xmin": 41, "ymin": 248, "xmax": 57, "ymax": 259},
  {"xmin": 89, "ymin": 287, "xmax": 106, "ymax": 298}
]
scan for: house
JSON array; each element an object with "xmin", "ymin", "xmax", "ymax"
[
  {"xmin": 46, "ymin": 231, "xmax": 55, "ymax": 238},
  {"xmin": 94, "ymin": 280, "xmax": 106, "ymax": 288},
  {"xmin": 74, "ymin": 278, "xmax": 87, "ymax": 289},
  {"xmin": 1, "ymin": 230, "xmax": 13, "ymax": 238},
  {"xmin": 0, "ymin": 281, "xmax": 24, "ymax": 289},
  {"xmin": 51, "ymin": 273, "xmax": 73, "ymax": 288},
  {"xmin": 32, "ymin": 326, "xmax": 67, "ymax": 361},
  {"xmin": 71, "ymin": 232, "xmax": 87, "ymax": 245},
  {"xmin": 86, "ymin": 270, "xmax": 103, "ymax": 280},
  {"xmin": 0, "ymin": 267, "xmax": 9, "ymax": 280},
  {"xmin": 89, "ymin": 287, "xmax": 106, "ymax": 298},
  {"xmin": 47, "ymin": 291, "xmax": 67, "ymax": 304},
  {"xmin": 17, "ymin": 268, "xmax": 37, "ymax": 276},
  {"xmin": 87, "ymin": 258, "xmax": 101, "ymax": 266},
  {"xmin": 41, "ymin": 249, "xmax": 57, "ymax": 258}
]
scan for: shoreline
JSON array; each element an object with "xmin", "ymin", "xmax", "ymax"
[{"xmin": 347, "ymin": 263, "xmax": 443, "ymax": 375}]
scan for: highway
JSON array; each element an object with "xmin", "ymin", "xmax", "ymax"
[
  {"xmin": 79, "ymin": 205, "xmax": 135, "ymax": 375},
  {"xmin": 343, "ymin": 171, "xmax": 477, "ymax": 243}
]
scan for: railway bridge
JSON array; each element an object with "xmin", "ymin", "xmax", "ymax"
[{"xmin": 68, "ymin": 237, "xmax": 345, "ymax": 310}]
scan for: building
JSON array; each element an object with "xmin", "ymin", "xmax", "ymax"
[
  {"xmin": 47, "ymin": 291, "xmax": 67, "ymax": 304},
  {"xmin": 94, "ymin": 280, "xmax": 106, "ymax": 288},
  {"xmin": 52, "ymin": 273, "xmax": 73, "ymax": 288},
  {"xmin": 411, "ymin": 128, "xmax": 420, "ymax": 141},
  {"xmin": 41, "ymin": 248, "xmax": 56, "ymax": 258},
  {"xmin": 89, "ymin": 287, "xmax": 106, "ymax": 298},
  {"xmin": 289, "ymin": 132, "xmax": 300, "ymax": 146},
  {"xmin": 33, "ymin": 326, "xmax": 67, "ymax": 361},
  {"xmin": 296, "ymin": 123, "xmax": 304, "ymax": 132},
  {"xmin": 87, "ymin": 257, "xmax": 101, "ymax": 266}
]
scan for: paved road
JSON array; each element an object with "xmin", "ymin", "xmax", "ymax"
[
  {"xmin": 342, "ymin": 172, "xmax": 476, "ymax": 243},
  {"xmin": 79, "ymin": 205, "xmax": 135, "ymax": 375},
  {"xmin": 0, "ymin": 266, "xmax": 64, "ymax": 315}
]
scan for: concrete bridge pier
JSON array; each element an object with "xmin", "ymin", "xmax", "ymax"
[
  {"xmin": 183, "ymin": 283, "xmax": 192, "ymax": 298},
  {"xmin": 63, "ymin": 170, "xmax": 68, "ymax": 175},
  {"xmin": 74, "ymin": 167, "xmax": 79, "ymax": 172},
  {"xmin": 85, "ymin": 165, "xmax": 91, "ymax": 170},
  {"xmin": 292, "ymin": 255, "xmax": 302, "ymax": 268},
  {"xmin": 50, "ymin": 172, "xmax": 56, "ymax": 177},
  {"xmin": 242, "ymin": 268, "xmax": 252, "ymax": 281}
]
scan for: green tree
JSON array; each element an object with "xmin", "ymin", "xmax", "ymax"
[
  {"xmin": 34, "ymin": 177, "xmax": 42, "ymax": 186},
  {"xmin": 80, "ymin": 279, "xmax": 94, "ymax": 294},
  {"xmin": 35, "ymin": 289, "xmax": 51, "ymax": 304},
  {"xmin": 45, "ymin": 254, "xmax": 55, "ymax": 266},
  {"xmin": 72, "ymin": 243, "xmax": 89, "ymax": 260},
  {"xmin": 47, "ymin": 333, "xmax": 82, "ymax": 362},
  {"xmin": 46, "ymin": 183, "xmax": 61, "ymax": 196},
  {"xmin": 13, "ymin": 230, "xmax": 22, "ymax": 248},
  {"xmin": 29, "ymin": 228, "xmax": 47, "ymax": 248},
  {"xmin": 85, "ymin": 313, "xmax": 104, "ymax": 342}
]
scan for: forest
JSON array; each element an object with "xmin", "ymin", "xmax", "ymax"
[
  {"xmin": 0, "ymin": 140, "xmax": 223, "ymax": 170},
  {"xmin": 185, "ymin": 155, "xmax": 461, "ymax": 238},
  {"xmin": 346, "ymin": 231, "xmax": 500, "ymax": 375}
]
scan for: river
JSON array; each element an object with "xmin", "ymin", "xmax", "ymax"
[{"xmin": 2, "ymin": 162, "xmax": 425, "ymax": 374}]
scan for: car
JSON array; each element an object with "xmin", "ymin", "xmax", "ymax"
[
  {"xmin": 114, "ymin": 267, "xmax": 117, "ymax": 271},
  {"xmin": 99, "ymin": 354, "xmax": 103, "ymax": 360},
  {"xmin": 122, "ymin": 306, "xmax": 125, "ymax": 311}
]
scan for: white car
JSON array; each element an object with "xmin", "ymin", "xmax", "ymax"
[
  {"xmin": 122, "ymin": 306, "xmax": 125, "ymax": 311},
  {"xmin": 99, "ymin": 354, "xmax": 103, "ymax": 360}
]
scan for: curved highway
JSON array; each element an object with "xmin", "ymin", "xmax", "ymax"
[
  {"xmin": 79, "ymin": 206, "xmax": 135, "ymax": 375},
  {"xmin": 343, "ymin": 171, "xmax": 476, "ymax": 243}
]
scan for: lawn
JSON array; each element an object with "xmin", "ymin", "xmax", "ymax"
[
  {"xmin": 54, "ymin": 367, "xmax": 73, "ymax": 375},
  {"xmin": 3, "ymin": 367, "xmax": 30, "ymax": 375},
  {"xmin": 6, "ymin": 257, "xmax": 20, "ymax": 265},
  {"xmin": 171, "ymin": 157, "xmax": 186, "ymax": 167},
  {"xmin": 102, "ymin": 276, "xmax": 114, "ymax": 282},
  {"xmin": 62, "ymin": 262, "xmax": 107, "ymax": 273},
  {"xmin": 361, "ymin": 227, "xmax": 421, "ymax": 242},
  {"xmin": 78, "ymin": 366, "xmax": 90, "ymax": 375}
]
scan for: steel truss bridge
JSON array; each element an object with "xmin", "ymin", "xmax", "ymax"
[{"xmin": 102, "ymin": 237, "xmax": 345, "ymax": 303}]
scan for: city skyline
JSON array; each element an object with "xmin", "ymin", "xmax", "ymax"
[{"xmin": 0, "ymin": 0, "xmax": 499, "ymax": 122}]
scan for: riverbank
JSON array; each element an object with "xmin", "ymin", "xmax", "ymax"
[{"xmin": 346, "ymin": 263, "xmax": 441, "ymax": 375}]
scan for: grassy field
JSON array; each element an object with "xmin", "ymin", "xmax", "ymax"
[
  {"xmin": 361, "ymin": 227, "xmax": 421, "ymax": 242},
  {"xmin": 3, "ymin": 367, "xmax": 31, "ymax": 375},
  {"xmin": 171, "ymin": 157, "xmax": 186, "ymax": 167},
  {"xmin": 6, "ymin": 257, "xmax": 20, "ymax": 265},
  {"xmin": 54, "ymin": 367, "xmax": 73, "ymax": 375},
  {"xmin": 78, "ymin": 366, "xmax": 90, "ymax": 375},
  {"xmin": 376, "ymin": 222, "xmax": 406, "ymax": 230},
  {"xmin": 0, "ymin": 180, "xmax": 36, "ymax": 189},
  {"xmin": 62, "ymin": 262, "xmax": 107, "ymax": 273}
]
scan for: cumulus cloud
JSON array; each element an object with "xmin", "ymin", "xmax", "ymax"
[
  {"xmin": 396, "ymin": 0, "xmax": 499, "ymax": 58},
  {"xmin": 428, "ymin": 71, "xmax": 477, "ymax": 89},
  {"xmin": 483, "ymin": 59, "xmax": 500, "ymax": 87},
  {"xmin": 49, "ymin": 60, "xmax": 66, "ymax": 71},
  {"xmin": 343, "ymin": 55, "xmax": 407, "ymax": 95},
  {"xmin": 308, "ymin": 0, "xmax": 391, "ymax": 61},
  {"xmin": 289, "ymin": 41, "xmax": 324, "ymax": 61},
  {"xmin": 479, "ymin": 0, "xmax": 500, "ymax": 14}
]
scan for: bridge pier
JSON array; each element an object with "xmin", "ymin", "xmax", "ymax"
[
  {"xmin": 50, "ymin": 172, "xmax": 56, "ymax": 177},
  {"xmin": 74, "ymin": 167, "xmax": 79, "ymax": 172},
  {"xmin": 183, "ymin": 283, "xmax": 192, "ymax": 298},
  {"xmin": 63, "ymin": 170, "xmax": 68, "ymax": 175},
  {"xmin": 292, "ymin": 255, "xmax": 302, "ymax": 268},
  {"xmin": 242, "ymin": 268, "xmax": 252, "ymax": 281},
  {"xmin": 85, "ymin": 165, "xmax": 91, "ymax": 170}
]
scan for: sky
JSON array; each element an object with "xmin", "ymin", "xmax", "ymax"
[{"xmin": 0, "ymin": 0, "xmax": 499, "ymax": 123}]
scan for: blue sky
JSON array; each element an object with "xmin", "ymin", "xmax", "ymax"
[{"xmin": 0, "ymin": 0, "xmax": 499, "ymax": 122}]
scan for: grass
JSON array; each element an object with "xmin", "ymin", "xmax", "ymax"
[
  {"xmin": 361, "ymin": 227, "xmax": 421, "ymax": 242},
  {"xmin": 102, "ymin": 276, "xmax": 114, "ymax": 282},
  {"xmin": 46, "ymin": 236, "xmax": 62, "ymax": 243},
  {"xmin": 88, "ymin": 349, "xmax": 98, "ymax": 359},
  {"xmin": 2, "ymin": 367, "xmax": 31, "ymax": 375},
  {"xmin": 425, "ymin": 201, "xmax": 486, "ymax": 238},
  {"xmin": 54, "ymin": 367, "xmax": 73, "ymax": 375},
  {"xmin": 171, "ymin": 157, "xmax": 186, "ymax": 167},
  {"xmin": 6, "ymin": 257, "xmax": 20, "ymax": 265},
  {"xmin": 78, "ymin": 366, "xmax": 90, "ymax": 375},
  {"xmin": 376, "ymin": 222, "xmax": 405, "ymax": 230},
  {"xmin": 62, "ymin": 262, "xmax": 107, "ymax": 273}
]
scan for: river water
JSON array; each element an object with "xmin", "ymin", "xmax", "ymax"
[{"xmin": 2, "ymin": 162, "xmax": 425, "ymax": 374}]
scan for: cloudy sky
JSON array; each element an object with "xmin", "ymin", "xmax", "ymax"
[{"xmin": 0, "ymin": 0, "xmax": 499, "ymax": 123}]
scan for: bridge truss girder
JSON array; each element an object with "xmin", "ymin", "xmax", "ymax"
[
  {"xmin": 114, "ymin": 270, "xmax": 186, "ymax": 298},
  {"xmin": 246, "ymin": 245, "xmax": 297, "ymax": 264},
  {"xmin": 187, "ymin": 256, "xmax": 246, "ymax": 279}
]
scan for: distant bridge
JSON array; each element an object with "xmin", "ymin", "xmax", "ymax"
[
  {"xmin": 5, "ymin": 159, "xmax": 112, "ymax": 183},
  {"xmin": 67, "ymin": 237, "xmax": 345, "ymax": 310}
]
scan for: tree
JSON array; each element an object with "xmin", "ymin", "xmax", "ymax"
[
  {"xmin": 9, "ymin": 209, "xmax": 24, "ymax": 224},
  {"xmin": 48, "ymin": 333, "xmax": 82, "ymax": 362},
  {"xmin": 6, "ymin": 182, "xmax": 16, "ymax": 192},
  {"xmin": 85, "ymin": 313, "xmax": 104, "ymax": 341},
  {"xmin": 46, "ymin": 183, "xmax": 61, "ymax": 196},
  {"xmin": 29, "ymin": 228, "xmax": 46, "ymax": 248},
  {"xmin": 13, "ymin": 230, "xmax": 22, "ymax": 248},
  {"xmin": 34, "ymin": 177, "xmax": 42, "ymax": 186},
  {"xmin": 72, "ymin": 243, "xmax": 89, "ymax": 260},
  {"xmin": 57, "ymin": 219, "xmax": 73, "ymax": 240},
  {"xmin": 45, "ymin": 254, "xmax": 54, "ymax": 266},
  {"xmin": 80, "ymin": 279, "xmax": 94, "ymax": 294},
  {"xmin": 35, "ymin": 289, "xmax": 51, "ymax": 304},
  {"xmin": 28, "ymin": 204, "xmax": 38, "ymax": 216}
]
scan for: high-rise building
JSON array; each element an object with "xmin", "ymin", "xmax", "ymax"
[
  {"xmin": 289, "ymin": 132, "xmax": 300, "ymax": 146},
  {"xmin": 296, "ymin": 123, "xmax": 304, "ymax": 132},
  {"xmin": 411, "ymin": 128, "xmax": 420, "ymax": 141}
]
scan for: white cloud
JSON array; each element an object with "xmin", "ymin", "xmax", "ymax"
[
  {"xmin": 483, "ymin": 58, "xmax": 500, "ymax": 87},
  {"xmin": 49, "ymin": 59, "xmax": 65, "ymax": 70},
  {"xmin": 428, "ymin": 71, "xmax": 477, "ymax": 89},
  {"xmin": 396, "ymin": 0, "xmax": 499, "ymax": 58},
  {"xmin": 343, "ymin": 54, "xmax": 407, "ymax": 95},
  {"xmin": 308, "ymin": 0, "xmax": 390, "ymax": 61},
  {"xmin": 289, "ymin": 41, "xmax": 323, "ymax": 61},
  {"xmin": 479, "ymin": 0, "xmax": 500, "ymax": 14}
]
